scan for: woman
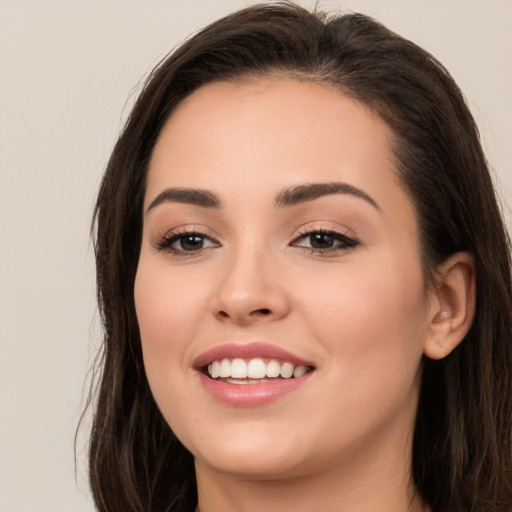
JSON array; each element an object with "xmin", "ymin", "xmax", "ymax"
[{"xmin": 87, "ymin": 3, "xmax": 512, "ymax": 511}]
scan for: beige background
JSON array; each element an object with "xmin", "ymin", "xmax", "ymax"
[{"xmin": 1, "ymin": 1, "xmax": 510, "ymax": 511}]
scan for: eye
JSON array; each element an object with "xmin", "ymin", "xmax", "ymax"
[
  {"xmin": 291, "ymin": 229, "xmax": 359, "ymax": 254},
  {"xmin": 155, "ymin": 230, "xmax": 220, "ymax": 255}
]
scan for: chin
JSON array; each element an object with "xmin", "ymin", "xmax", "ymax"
[
  {"xmin": 196, "ymin": 450, "xmax": 306, "ymax": 481},
  {"xmin": 185, "ymin": 421, "xmax": 312, "ymax": 480}
]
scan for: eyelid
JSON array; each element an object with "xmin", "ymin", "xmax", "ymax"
[
  {"xmin": 151, "ymin": 222, "xmax": 359, "ymax": 257},
  {"xmin": 153, "ymin": 225, "xmax": 221, "ymax": 255},
  {"xmin": 293, "ymin": 222, "xmax": 356, "ymax": 240},
  {"xmin": 290, "ymin": 225, "xmax": 360, "ymax": 254}
]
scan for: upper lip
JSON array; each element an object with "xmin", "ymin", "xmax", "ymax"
[{"xmin": 193, "ymin": 342, "xmax": 315, "ymax": 370}]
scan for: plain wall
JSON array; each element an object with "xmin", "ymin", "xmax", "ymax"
[{"xmin": 1, "ymin": 1, "xmax": 510, "ymax": 510}]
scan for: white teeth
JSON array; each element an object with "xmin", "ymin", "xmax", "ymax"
[
  {"xmin": 206, "ymin": 357, "xmax": 310, "ymax": 380},
  {"xmin": 211, "ymin": 361, "xmax": 220, "ymax": 379},
  {"xmin": 293, "ymin": 365, "xmax": 307, "ymax": 378},
  {"xmin": 226, "ymin": 378, "xmax": 262, "ymax": 385},
  {"xmin": 247, "ymin": 358, "xmax": 266, "ymax": 379},
  {"xmin": 219, "ymin": 358, "xmax": 231, "ymax": 378},
  {"xmin": 280, "ymin": 362, "xmax": 294, "ymax": 379},
  {"xmin": 266, "ymin": 359, "xmax": 281, "ymax": 378},
  {"xmin": 230, "ymin": 358, "xmax": 248, "ymax": 378}
]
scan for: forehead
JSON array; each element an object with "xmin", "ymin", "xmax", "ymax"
[
  {"xmin": 157, "ymin": 78, "xmax": 392, "ymax": 157},
  {"xmin": 146, "ymin": 79, "xmax": 409, "ymax": 217}
]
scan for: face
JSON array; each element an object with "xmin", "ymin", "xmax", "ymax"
[{"xmin": 135, "ymin": 79, "xmax": 434, "ymax": 481}]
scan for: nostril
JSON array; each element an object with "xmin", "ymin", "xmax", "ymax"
[
  {"xmin": 255, "ymin": 308, "xmax": 271, "ymax": 315},
  {"xmin": 216, "ymin": 308, "xmax": 271, "ymax": 320}
]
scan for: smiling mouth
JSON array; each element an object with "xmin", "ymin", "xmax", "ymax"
[{"xmin": 205, "ymin": 357, "xmax": 315, "ymax": 384}]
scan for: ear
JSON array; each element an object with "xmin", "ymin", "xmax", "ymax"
[{"xmin": 423, "ymin": 252, "xmax": 476, "ymax": 360}]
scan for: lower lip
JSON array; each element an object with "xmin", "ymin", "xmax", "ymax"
[{"xmin": 197, "ymin": 372, "xmax": 313, "ymax": 406}]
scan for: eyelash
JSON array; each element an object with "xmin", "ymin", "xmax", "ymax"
[
  {"xmin": 291, "ymin": 228, "xmax": 359, "ymax": 255},
  {"xmin": 155, "ymin": 228, "xmax": 220, "ymax": 256},
  {"xmin": 154, "ymin": 227, "xmax": 359, "ymax": 257}
]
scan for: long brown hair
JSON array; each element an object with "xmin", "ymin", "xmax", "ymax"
[{"xmin": 86, "ymin": 3, "xmax": 512, "ymax": 511}]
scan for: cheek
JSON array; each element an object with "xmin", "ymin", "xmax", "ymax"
[
  {"xmin": 134, "ymin": 258, "xmax": 208, "ymax": 375},
  {"xmin": 293, "ymin": 255, "xmax": 427, "ymax": 442},
  {"xmin": 134, "ymin": 257, "xmax": 212, "ymax": 433},
  {"xmin": 297, "ymin": 249, "xmax": 427, "ymax": 375}
]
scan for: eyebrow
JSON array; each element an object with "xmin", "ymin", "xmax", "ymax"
[
  {"xmin": 275, "ymin": 182, "xmax": 380, "ymax": 210},
  {"xmin": 146, "ymin": 181, "xmax": 380, "ymax": 213},
  {"xmin": 146, "ymin": 188, "xmax": 221, "ymax": 213}
]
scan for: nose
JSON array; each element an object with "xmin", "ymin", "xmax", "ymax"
[{"xmin": 212, "ymin": 245, "xmax": 290, "ymax": 326}]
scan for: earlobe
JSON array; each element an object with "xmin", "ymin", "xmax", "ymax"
[{"xmin": 424, "ymin": 252, "xmax": 476, "ymax": 360}]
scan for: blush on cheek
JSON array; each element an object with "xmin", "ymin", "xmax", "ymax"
[
  {"xmin": 135, "ymin": 262, "xmax": 210, "ymax": 378},
  {"xmin": 313, "ymin": 264, "xmax": 425, "ymax": 361}
]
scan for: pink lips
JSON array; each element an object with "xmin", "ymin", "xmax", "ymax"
[{"xmin": 193, "ymin": 342, "xmax": 315, "ymax": 407}]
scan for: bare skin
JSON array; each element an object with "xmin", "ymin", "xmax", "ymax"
[{"xmin": 135, "ymin": 79, "xmax": 474, "ymax": 512}]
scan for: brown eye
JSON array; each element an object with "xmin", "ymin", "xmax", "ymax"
[
  {"xmin": 309, "ymin": 233, "xmax": 336, "ymax": 249},
  {"xmin": 178, "ymin": 235, "xmax": 207, "ymax": 251},
  {"xmin": 156, "ymin": 231, "xmax": 220, "ymax": 254},
  {"xmin": 291, "ymin": 230, "xmax": 359, "ymax": 253}
]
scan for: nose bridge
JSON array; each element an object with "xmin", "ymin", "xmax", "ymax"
[{"xmin": 213, "ymin": 238, "xmax": 288, "ymax": 324}]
